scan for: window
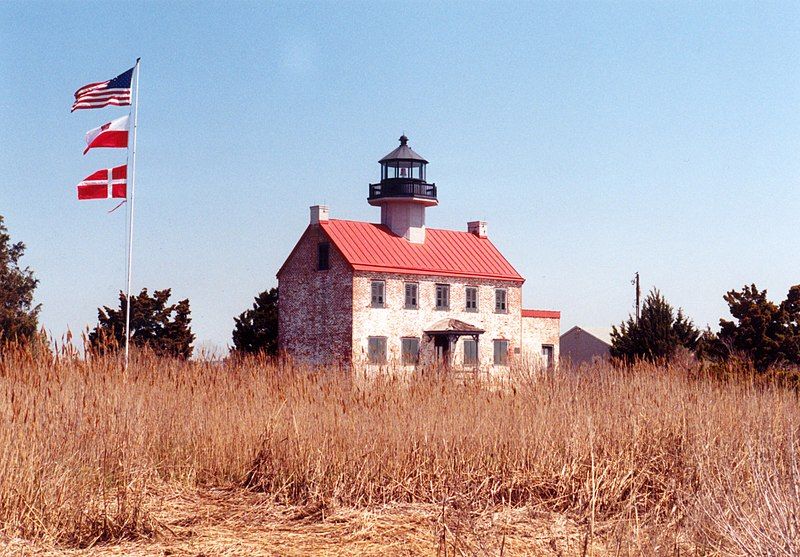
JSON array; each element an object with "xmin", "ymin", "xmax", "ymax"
[
  {"xmin": 463, "ymin": 338, "xmax": 478, "ymax": 366},
  {"xmin": 367, "ymin": 337, "xmax": 387, "ymax": 364},
  {"xmin": 317, "ymin": 242, "xmax": 329, "ymax": 271},
  {"xmin": 401, "ymin": 337, "xmax": 420, "ymax": 365},
  {"xmin": 371, "ymin": 280, "xmax": 385, "ymax": 307},
  {"xmin": 495, "ymin": 289, "xmax": 507, "ymax": 313},
  {"xmin": 404, "ymin": 283, "xmax": 418, "ymax": 309},
  {"xmin": 493, "ymin": 339, "xmax": 509, "ymax": 366},
  {"xmin": 435, "ymin": 284, "xmax": 450, "ymax": 310},
  {"xmin": 465, "ymin": 287, "xmax": 478, "ymax": 311},
  {"xmin": 542, "ymin": 345, "xmax": 554, "ymax": 368}
]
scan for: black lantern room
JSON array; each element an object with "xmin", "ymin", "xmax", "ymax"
[{"xmin": 368, "ymin": 135, "xmax": 437, "ymax": 205}]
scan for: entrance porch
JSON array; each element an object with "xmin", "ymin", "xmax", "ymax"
[{"xmin": 423, "ymin": 318, "xmax": 484, "ymax": 370}]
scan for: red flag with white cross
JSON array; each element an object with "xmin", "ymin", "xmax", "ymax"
[{"xmin": 76, "ymin": 164, "xmax": 127, "ymax": 200}]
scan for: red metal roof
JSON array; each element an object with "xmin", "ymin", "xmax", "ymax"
[
  {"xmin": 522, "ymin": 309, "xmax": 560, "ymax": 319},
  {"xmin": 319, "ymin": 219, "xmax": 524, "ymax": 283}
]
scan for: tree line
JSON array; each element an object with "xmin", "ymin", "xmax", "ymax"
[
  {"xmin": 610, "ymin": 285, "xmax": 800, "ymax": 373},
  {"xmin": 1, "ymin": 214, "xmax": 798, "ymax": 372},
  {"xmin": 0, "ymin": 215, "xmax": 277, "ymax": 358}
]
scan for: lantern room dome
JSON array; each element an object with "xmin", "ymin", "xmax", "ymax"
[{"xmin": 379, "ymin": 134, "xmax": 428, "ymax": 164}]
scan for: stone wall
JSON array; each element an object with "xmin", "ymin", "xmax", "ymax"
[
  {"xmin": 277, "ymin": 225, "xmax": 353, "ymax": 365},
  {"xmin": 277, "ymin": 221, "xmax": 560, "ymax": 373},
  {"xmin": 351, "ymin": 271, "xmax": 523, "ymax": 372},
  {"xmin": 520, "ymin": 315, "xmax": 561, "ymax": 368}
]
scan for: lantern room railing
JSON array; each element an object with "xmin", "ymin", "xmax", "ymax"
[{"xmin": 369, "ymin": 179, "xmax": 437, "ymax": 201}]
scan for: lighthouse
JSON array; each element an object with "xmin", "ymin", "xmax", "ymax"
[
  {"xmin": 368, "ymin": 135, "xmax": 437, "ymax": 244},
  {"xmin": 277, "ymin": 133, "xmax": 561, "ymax": 371}
]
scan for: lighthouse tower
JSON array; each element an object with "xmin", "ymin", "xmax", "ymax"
[{"xmin": 368, "ymin": 135, "xmax": 437, "ymax": 244}]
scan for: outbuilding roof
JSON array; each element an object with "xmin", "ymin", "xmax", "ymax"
[
  {"xmin": 318, "ymin": 219, "xmax": 524, "ymax": 283},
  {"xmin": 561, "ymin": 326, "xmax": 612, "ymax": 346},
  {"xmin": 522, "ymin": 309, "xmax": 560, "ymax": 319}
]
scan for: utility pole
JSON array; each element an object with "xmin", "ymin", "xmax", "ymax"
[{"xmin": 631, "ymin": 272, "xmax": 641, "ymax": 322}]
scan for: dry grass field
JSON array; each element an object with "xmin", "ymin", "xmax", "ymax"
[{"xmin": 0, "ymin": 349, "xmax": 798, "ymax": 556}]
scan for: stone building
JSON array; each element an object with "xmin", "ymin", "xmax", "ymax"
[{"xmin": 277, "ymin": 136, "xmax": 559, "ymax": 371}]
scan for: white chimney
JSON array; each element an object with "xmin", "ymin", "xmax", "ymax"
[
  {"xmin": 467, "ymin": 221, "xmax": 487, "ymax": 238},
  {"xmin": 310, "ymin": 205, "xmax": 329, "ymax": 224}
]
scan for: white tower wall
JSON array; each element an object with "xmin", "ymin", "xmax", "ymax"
[{"xmin": 381, "ymin": 201, "xmax": 426, "ymax": 243}]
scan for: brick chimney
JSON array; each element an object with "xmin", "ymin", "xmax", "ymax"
[
  {"xmin": 467, "ymin": 221, "xmax": 487, "ymax": 238},
  {"xmin": 310, "ymin": 205, "xmax": 329, "ymax": 224}
]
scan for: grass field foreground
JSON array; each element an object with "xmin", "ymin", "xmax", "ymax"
[{"xmin": 0, "ymin": 351, "xmax": 797, "ymax": 555}]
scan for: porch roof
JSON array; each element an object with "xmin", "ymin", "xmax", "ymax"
[{"xmin": 424, "ymin": 318, "xmax": 485, "ymax": 336}]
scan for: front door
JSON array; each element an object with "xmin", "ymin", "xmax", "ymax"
[{"xmin": 434, "ymin": 335, "xmax": 450, "ymax": 368}]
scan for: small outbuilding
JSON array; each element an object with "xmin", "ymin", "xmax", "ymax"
[{"xmin": 559, "ymin": 326, "xmax": 611, "ymax": 366}]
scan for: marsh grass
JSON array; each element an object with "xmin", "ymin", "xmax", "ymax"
[{"xmin": 0, "ymin": 348, "xmax": 797, "ymax": 553}]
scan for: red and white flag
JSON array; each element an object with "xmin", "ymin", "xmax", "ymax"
[
  {"xmin": 77, "ymin": 165, "xmax": 127, "ymax": 200},
  {"xmin": 84, "ymin": 115, "xmax": 129, "ymax": 155}
]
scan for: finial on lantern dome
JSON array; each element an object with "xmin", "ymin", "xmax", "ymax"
[{"xmin": 399, "ymin": 134, "xmax": 408, "ymax": 146}]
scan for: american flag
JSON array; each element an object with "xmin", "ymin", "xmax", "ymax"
[{"xmin": 72, "ymin": 66, "xmax": 133, "ymax": 112}]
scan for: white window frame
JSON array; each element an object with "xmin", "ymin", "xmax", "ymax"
[{"xmin": 542, "ymin": 344, "xmax": 554, "ymax": 368}]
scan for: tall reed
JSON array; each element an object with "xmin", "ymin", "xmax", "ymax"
[{"xmin": 0, "ymin": 349, "xmax": 797, "ymax": 552}]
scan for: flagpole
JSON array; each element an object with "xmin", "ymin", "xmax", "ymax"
[{"xmin": 124, "ymin": 58, "xmax": 141, "ymax": 371}]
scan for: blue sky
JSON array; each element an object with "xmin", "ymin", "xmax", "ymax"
[{"xmin": 1, "ymin": 1, "xmax": 798, "ymax": 353}]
